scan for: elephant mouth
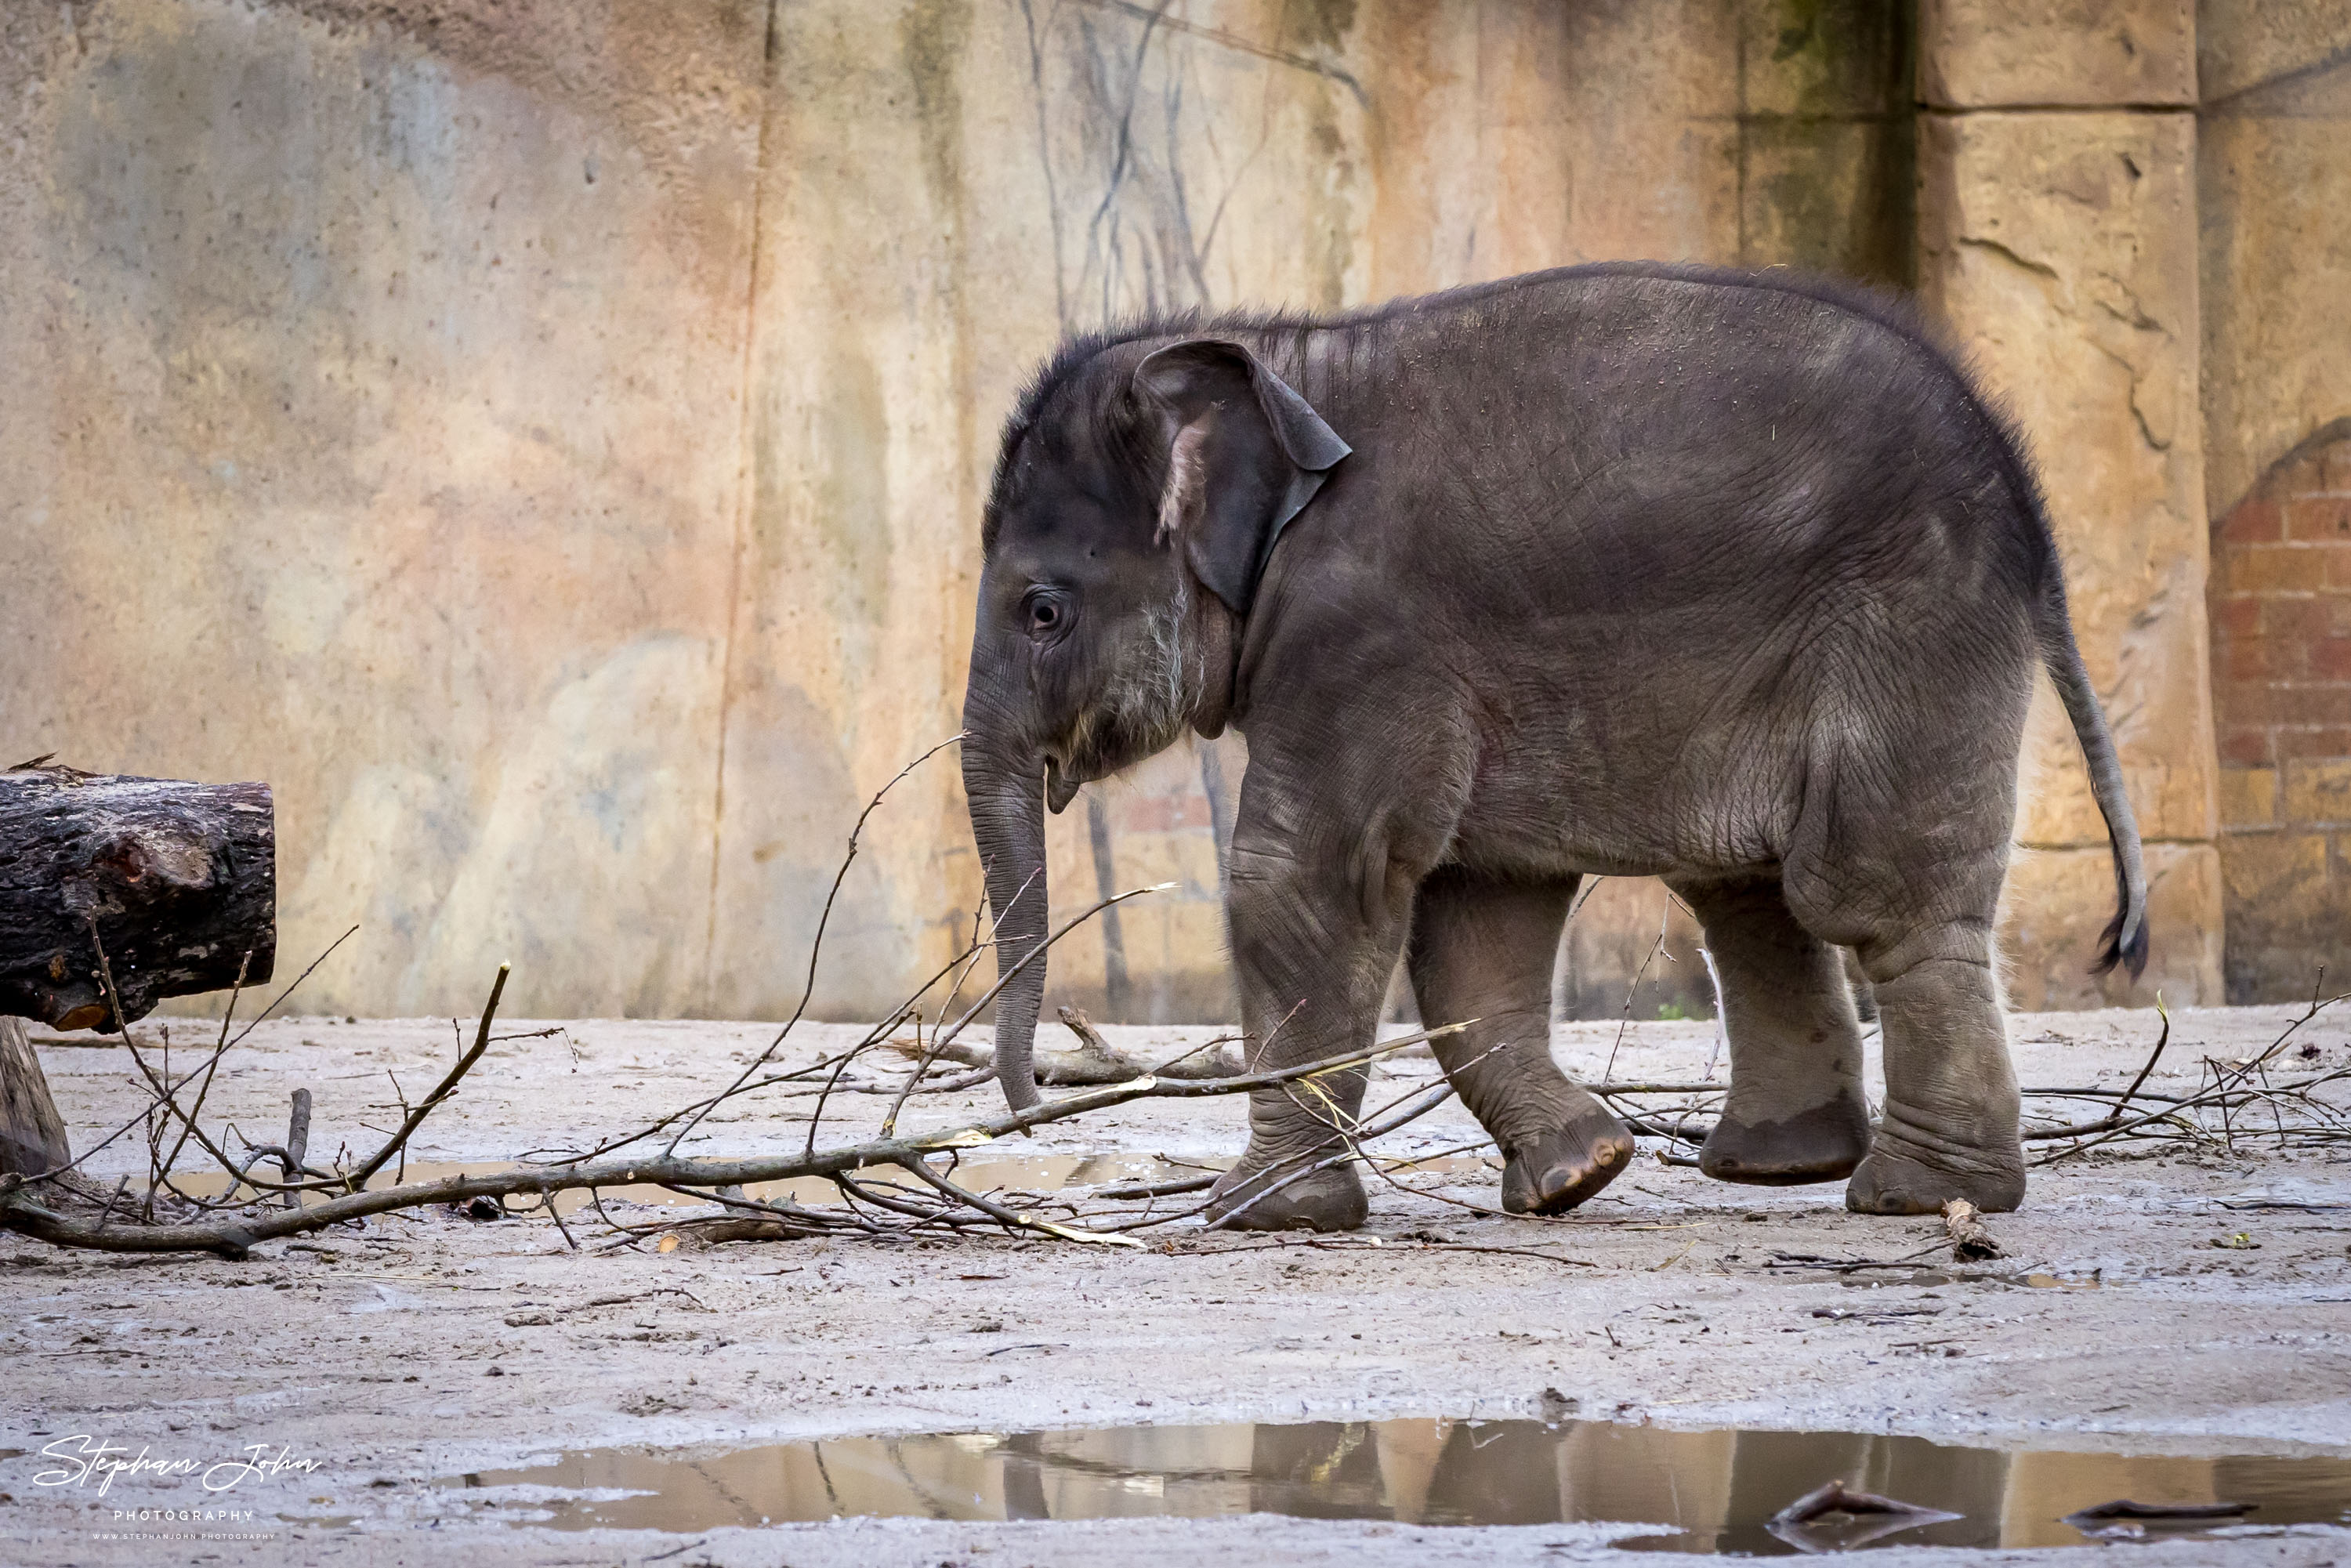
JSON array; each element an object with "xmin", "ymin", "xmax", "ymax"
[{"xmin": 1045, "ymin": 756, "xmax": 1082, "ymax": 815}]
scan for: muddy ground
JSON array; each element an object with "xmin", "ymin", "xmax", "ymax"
[{"xmin": 5, "ymin": 1004, "xmax": 2350, "ymax": 1566}]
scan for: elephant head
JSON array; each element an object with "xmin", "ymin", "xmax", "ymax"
[{"xmin": 962, "ymin": 335, "xmax": 1350, "ymax": 1110}]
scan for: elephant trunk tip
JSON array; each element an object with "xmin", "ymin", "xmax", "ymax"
[{"xmin": 996, "ymin": 1054, "xmax": 1043, "ymax": 1115}]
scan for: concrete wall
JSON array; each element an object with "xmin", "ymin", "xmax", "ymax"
[
  {"xmin": 1, "ymin": 0, "xmax": 2303, "ymax": 1024},
  {"xmin": 0, "ymin": 0, "xmax": 766, "ymax": 1020}
]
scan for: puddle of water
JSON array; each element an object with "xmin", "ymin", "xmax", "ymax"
[
  {"xmin": 1838, "ymin": 1272, "xmax": 2103, "ymax": 1291},
  {"xmin": 440, "ymin": 1418, "xmax": 2351, "ymax": 1552},
  {"xmin": 168, "ymin": 1152, "xmax": 1497, "ymax": 1219}
]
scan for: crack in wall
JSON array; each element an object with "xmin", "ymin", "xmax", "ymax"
[
  {"xmin": 2090, "ymin": 269, "xmax": 2165, "ymax": 333},
  {"xmin": 2088, "ymin": 339, "xmax": 2174, "ymax": 453},
  {"xmin": 1955, "ymin": 232, "xmax": 2059, "ymax": 279},
  {"xmin": 701, "ymin": 0, "xmax": 783, "ymax": 1009},
  {"xmin": 1921, "ymin": 103, "xmax": 2197, "ymax": 116}
]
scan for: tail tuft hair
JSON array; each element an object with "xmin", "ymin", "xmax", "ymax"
[{"xmin": 2092, "ymin": 882, "xmax": 2150, "ymax": 980}]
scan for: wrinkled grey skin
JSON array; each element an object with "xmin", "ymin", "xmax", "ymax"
[{"xmin": 962, "ymin": 263, "xmax": 2146, "ymax": 1232}]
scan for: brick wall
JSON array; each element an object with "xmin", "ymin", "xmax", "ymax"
[{"xmin": 2210, "ymin": 423, "xmax": 2351, "ymax": 1002}]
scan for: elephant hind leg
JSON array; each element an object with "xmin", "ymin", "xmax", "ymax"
[
  {"xmin": 1784, "ymin": 838, "xmax": 2025, "ymax": 1215},
  {"xmin": 1672, "ymin": 875, "xmax": 1873, "ymax": 1186},
  {"xmin": 1841, "ymin": 932, "xmax": 2025, "ymax": 1215},
  {"xmin": 1407, "ymin": 867, "xmax": 1633, "ymax": 1215}
]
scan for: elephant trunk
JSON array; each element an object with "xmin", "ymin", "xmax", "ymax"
[{"xmin": 963, "ymin": 739, "xmax": 1048, "ymax": 1113}]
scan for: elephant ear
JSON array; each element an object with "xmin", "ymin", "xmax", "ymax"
[{"xmin": 1133, "ymin": 339, "xmax": 1350, "ymax": 616}]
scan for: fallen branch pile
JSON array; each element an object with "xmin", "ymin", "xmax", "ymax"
[{"xmin": 0, "ymin": 990, "xmax": 1462, "ymax": 1259}]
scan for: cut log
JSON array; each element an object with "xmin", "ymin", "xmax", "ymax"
[
  {"xmin": 0, "ymin": 764, "xmax": 275, "ymax": 1031},
  {"xmin": 1, "ymin": 1016, "xmax": 70, "ymax": 1176}
]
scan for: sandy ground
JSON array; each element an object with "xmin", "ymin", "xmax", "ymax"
[{"xmin": 5, "ymin": 1004, "xmax": 2351, "ymax": 1566}]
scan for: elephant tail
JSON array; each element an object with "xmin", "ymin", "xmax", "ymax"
[{"xmin": 2033, "ymin": 574, "xmax": 2150, "ymax": 979}]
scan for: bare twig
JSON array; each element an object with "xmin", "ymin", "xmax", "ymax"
[
  {"xmin": 342, "ymin": 965, "xmax": 510, "ymax": 1189},
  {"xmin": 280, "ymin": 1089, "xmax": 313, "ymax": 1211},
  {"xmin": 1603, "ymin": 906, "xmax": 1672, "ymax": 1082},
  {"xmin": 1941, "ymin": 1198, "xmax": 2001, "ymax": 1262},
  {"xmin": 154, "ymin": 951, "xmax": 252, "ymax": 1188}
]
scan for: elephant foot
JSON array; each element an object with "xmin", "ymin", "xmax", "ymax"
[
  {"xmin": 1844, "ymin": 1126, "xmax": 2024, "ymax": 1215},
  {"xmin": 1206, "ymin": 1155, "xmax": 1367, "ymax": 1232},
  {"xmin": 1501, "ymin": 1107, "xmax": 1636, "ymax": 1215},
  {"xmin": 1699, "ymin": 1094, "xmax": 1872, "ymax": 1186}
]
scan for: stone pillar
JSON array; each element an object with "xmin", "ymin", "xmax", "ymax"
[
  {"xmin": 2200, "ymin": 6, "xmax": 2351, "ymax": 1003},
  {"xmin": 1915, "ymin": 1, "xmax": 2223, "ymax": 1007}
]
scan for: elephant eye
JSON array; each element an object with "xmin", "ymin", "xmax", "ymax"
[{"xmin": 1023, "ymin": 589, "xmax": 1069, "ymax": 639}]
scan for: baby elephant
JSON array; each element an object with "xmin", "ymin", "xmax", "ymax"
[{"xmin": 960, "ymin": 262, "xmax": 2146, "ymax": 1231}]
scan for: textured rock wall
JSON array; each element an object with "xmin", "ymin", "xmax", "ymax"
[
  {"xmin": 2, "ymin": 0, "xmax": 2238, "ymax": 1023},
  {"xmin": 2201, "ymin": 0, "xmax": 2351, "ymax": 522}
]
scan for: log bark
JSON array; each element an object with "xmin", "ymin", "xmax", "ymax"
[
  {"xmin": 0, "ymin": 764, "xmax": 275, "ymax": 1031},
  {"xmin": 0, "ymin": 1016, "xmax": 70, "ymax": 1176}
]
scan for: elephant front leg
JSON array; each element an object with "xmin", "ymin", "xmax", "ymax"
[
  {"xmin": 1407, "ymin": 868, "xmax": 1632, "ymax": 1214},
  {"xmin": 1205, "ymin": 837, "xmax": 1419, "ymax": 1233}
]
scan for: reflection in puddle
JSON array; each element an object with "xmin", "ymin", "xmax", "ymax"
[
  {"xmin": 444, "ymin": 1418, "xmax": 2351, "ymax": 1552},
  {"xmin": 1838, "ymin": 1272, "xmax": 2103, "ymax": 1291}
]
